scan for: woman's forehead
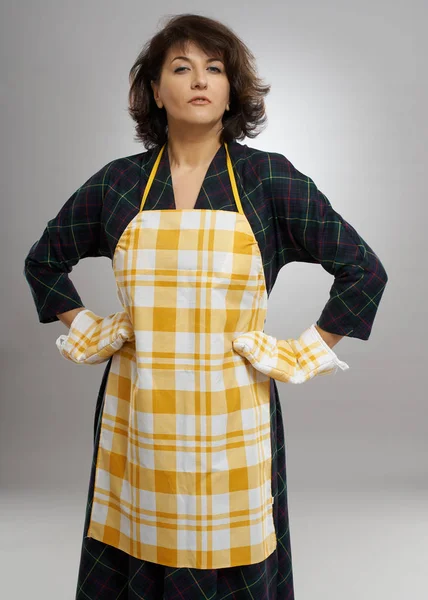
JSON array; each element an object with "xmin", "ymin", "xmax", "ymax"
[{"xmin": 166, "ymin": 40, "xmax": 223, "ymax": 61}]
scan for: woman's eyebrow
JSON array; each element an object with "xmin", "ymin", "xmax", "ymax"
[{"xmin": 170, "ymin": 56, "xmax": 224, "ymax": 64}]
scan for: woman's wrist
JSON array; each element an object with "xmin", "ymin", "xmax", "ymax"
[
  {"xmin": 57, "ymin": 307, "xmax": 87, "ymax": 328},
  {"xmin": 314, "ymin": 324, "xmax": 343, "ymax": 349}
]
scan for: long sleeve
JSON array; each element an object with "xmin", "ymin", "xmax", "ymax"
[
  {"xmin": 269, "ymin": 153, "xmax": 388, "ymax": 340},
  {"xmin": 23, "ymin": 161, "xmax": 114, "ymax": 324}
]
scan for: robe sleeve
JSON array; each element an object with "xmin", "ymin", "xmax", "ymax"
[
  {"xmin": 23, "ymin": 160, "xmax": 114, "ymax": 324},
  {"xmin": 269, "ymin": 153, "xmax": 389, "ymax": 340}
]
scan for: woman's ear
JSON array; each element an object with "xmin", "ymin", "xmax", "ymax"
[{"xmin": 150, "ymin": 80, "xmax": 163, "ymax": 109}]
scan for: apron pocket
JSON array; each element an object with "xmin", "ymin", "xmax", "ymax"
[
  {"xmin": 232, "ymin": 324, "xmax": 349, "ymax": 384},
  {"xmin": 55, "ymin": 308, "xmax": 135, "ymax": 365}
]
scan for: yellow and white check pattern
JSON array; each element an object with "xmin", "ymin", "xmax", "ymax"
[
  {"xmin": 56, "ymin": 308, "xmax": 134, "ymax": 365},
  {"xmin": 232, "ymin": 324, "xmax": 349, "ymax": 384},
  {"xmin": 86, "ymin": 143, "xmax": 277, "ymax": 569}
]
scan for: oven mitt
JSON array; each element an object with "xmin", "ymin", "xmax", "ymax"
[
  {"xmin": 232, "ymin": 323, "xmax": 349, "ymax": 384},
  {"xmin": 55, "ymin": 308, "xmax": 135, "ymax": 365}
]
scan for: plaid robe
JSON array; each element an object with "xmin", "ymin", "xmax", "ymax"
[{"xmin": 23, "ymin": 140, "xmax": 388, "ymax": 599}]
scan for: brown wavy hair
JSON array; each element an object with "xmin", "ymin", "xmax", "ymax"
[{"xmin": 128, "ymin": 13, "xmax": 271, "ymax": 149}]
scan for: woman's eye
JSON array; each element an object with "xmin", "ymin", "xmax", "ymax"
[{"xmin": 174, "ymin": 66, "xmax": 222, "ymax": 73}]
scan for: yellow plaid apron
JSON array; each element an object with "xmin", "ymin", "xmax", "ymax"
[{"xmin": 86, "ymin": 142, "xmax": 277, "ymax": 569}]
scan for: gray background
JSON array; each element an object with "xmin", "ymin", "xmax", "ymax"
[{"xmin": 1, "ymin": 1, "xmax": 426, "ymax": 598}]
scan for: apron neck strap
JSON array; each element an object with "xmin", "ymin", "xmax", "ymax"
[{"xmin": 139, "ymin": 142, "xmax": 243, "ymax": 214}]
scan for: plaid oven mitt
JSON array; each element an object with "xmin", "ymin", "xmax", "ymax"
[
  {"xmin": 232, "ymin": 324, "xmax": 349, "ymax": 384},
  {"xmin": 55, "ymin": 308, "xmax": 135, "ymax": 365}
]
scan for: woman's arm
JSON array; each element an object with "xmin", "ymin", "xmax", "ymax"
[
  {"xmin": 314, "ymin": 324, "xmax": 343, "ymax": 349},
  {"xmin": 23, "ymin": 160, "xmax": 114, "ymax": 325},
  {"xmin": 57, "ymin": 307, "xmax": 87, "ymax": 328},
  {"xmin": 269, "ymin": 153, "xmax": 389, "ymax": 341}
]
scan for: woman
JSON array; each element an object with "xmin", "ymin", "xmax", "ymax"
[{"xmin": 23, "ymin": 13, "xmax": 388, "ymax": 600}]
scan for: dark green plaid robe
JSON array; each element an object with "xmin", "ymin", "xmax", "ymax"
[{"xmin": 23, "ymin": 140, "xmax": 388, "ymax": 599}]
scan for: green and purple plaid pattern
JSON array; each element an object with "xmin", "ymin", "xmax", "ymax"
[
  {"xmin": 24, "ymin": 140, "xmax": 388, "ymax": 340},
  {"xmin": 23, "ymin": 140, "xmax": 387, "ymax": 598}
]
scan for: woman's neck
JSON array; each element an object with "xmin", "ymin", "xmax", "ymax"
[{"xmin": 166, "ymin": 134, "xmax": 222, "ymax": 170}]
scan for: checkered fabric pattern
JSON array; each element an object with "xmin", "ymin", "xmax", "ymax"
[
  {"xmin": 87, "ymin": 203, "xmax": 277, "ymax": 569},
  {"xmin": 232, "ymin": 323, "xmax": 349, "ymax": 384},
  {"xmin": 76, "ymin": 373, "xmax": 294, "ymax": 599},
  {"xmin": 56, "ymin": 308, "xmax": 135, "ymax": 364}
]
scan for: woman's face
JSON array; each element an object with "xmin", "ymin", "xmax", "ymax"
[{"xmin": 151, "ymin": 41, "xmax": 230, "ymax": 134}]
